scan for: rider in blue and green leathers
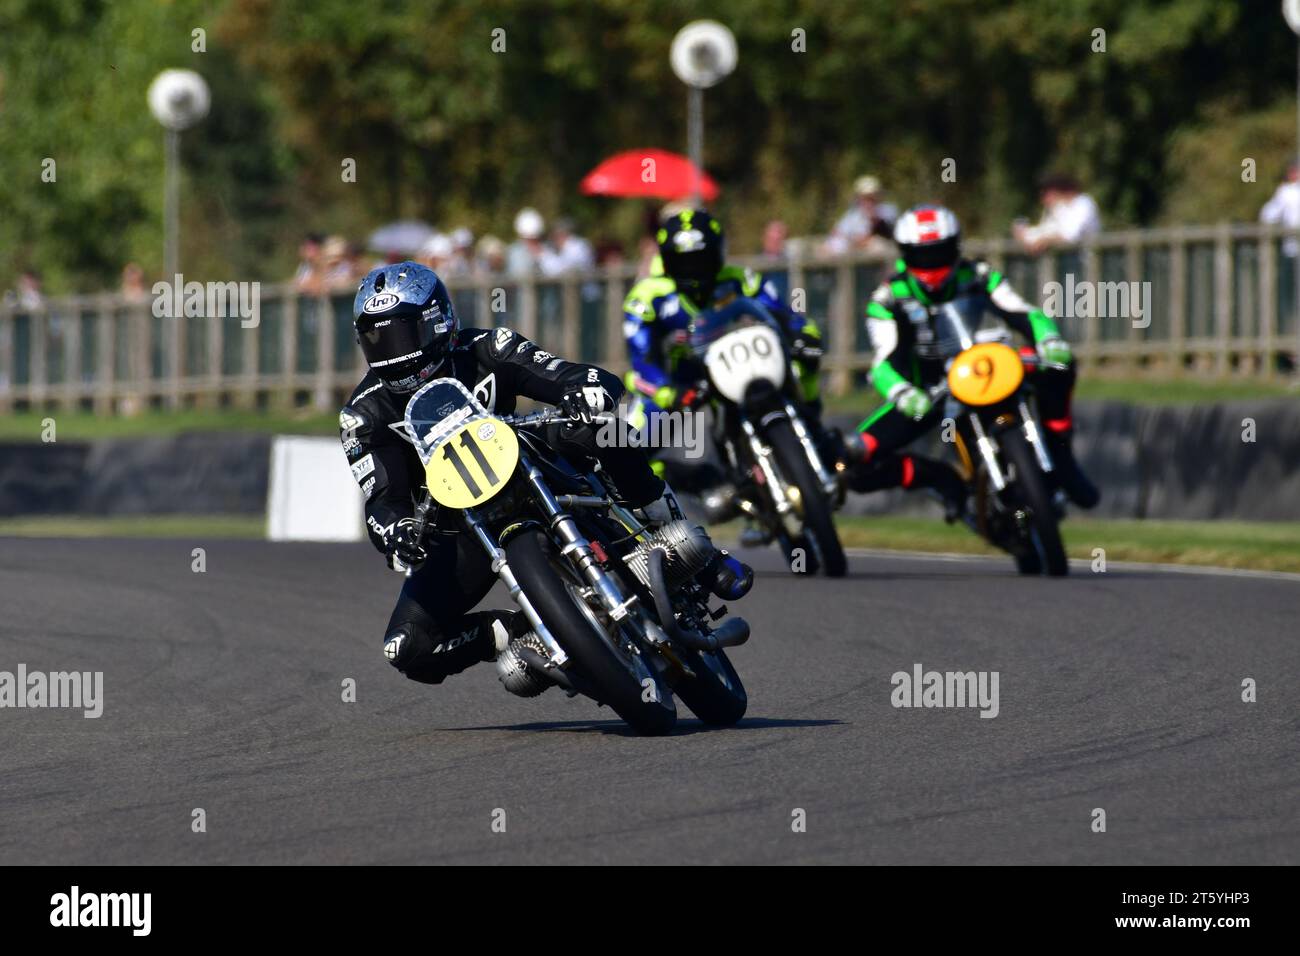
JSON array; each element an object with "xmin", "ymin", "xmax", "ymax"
[{"xmin": 622, "ymin": 209, "xmax": 834, "ymax": 519}]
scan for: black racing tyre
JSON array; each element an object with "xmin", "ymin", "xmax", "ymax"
[
  {"xmin": 999, "ymin": 428, "xmax": 1069, "ymax": 577},
  {"xmin": 505, "ymin": 530, "xmax": 677, "ymax": 735},
  {"xmin": 1014, "ymin": 549, "xmax": 1044, "ymax": 575},
  {"xmin": 673, "ymin": 646, "xmax": 747, "ymax": 726},
  {"xmin": 764, "ymin": 417, "xmax": 848, "ymax": 577}
]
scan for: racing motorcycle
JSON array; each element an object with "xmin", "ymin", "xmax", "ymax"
[
  {"xmin": 396, "ymin": 377, "xmax": 751, "ymax": 735},
  {"xmin": 929, "ymin": 299, "xmax": 1069, "ymax": 576},
  {"xmin": 687, "ymin": 297, "xmax": 847, "ymax": 577}
]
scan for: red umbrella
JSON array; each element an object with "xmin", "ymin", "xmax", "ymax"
[{"xmin": 580, "ymin": 148, "xmax": 720, "ymax": 201}]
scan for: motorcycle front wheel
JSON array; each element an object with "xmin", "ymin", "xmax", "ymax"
[
  {"xmin": 764, "ymin": 417, "xmax": 848, "ymax": 577},
  {"xmin": 998, "ymin": 428, "xmax": 1069, "ymax": 577},
  {"xmin": 505, "ymin": 530, "xmax": 678, "ymax": 735}
]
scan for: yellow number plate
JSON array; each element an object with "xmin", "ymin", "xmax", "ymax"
[
  {"xmin": 424, "ymin": 417, "xmax": 519, "ymax": 509},
  {"xmin": 948, "ymin": 342, "xmax": 1024, "ymax": 406}
]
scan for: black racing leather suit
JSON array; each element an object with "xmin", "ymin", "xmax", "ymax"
[{"xmin": 340, "ymin": 326, "xmax": 663, "ymax": 685}]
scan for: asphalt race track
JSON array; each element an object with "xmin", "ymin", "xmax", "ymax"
[{"xmin": 2, "ymin": 537, "xmax": 1296, "ymax": 865}]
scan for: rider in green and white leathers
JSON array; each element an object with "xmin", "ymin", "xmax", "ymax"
[{"xmin": 844, "ymin": 203, "xmax": 1099, "ymax": 511}]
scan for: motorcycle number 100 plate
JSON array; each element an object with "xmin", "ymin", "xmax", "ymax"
[
  {"xmin": 424, "ymin": 416, "xmax": 519, "ymax": 509},
  {"xmin": 705, "ymin": 324, "xmax": 786, "ymax": 402}
]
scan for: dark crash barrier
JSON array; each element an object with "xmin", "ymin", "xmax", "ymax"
[
  {"xmin": 0, "ymin": 433, "xmax": 273, "ymax": 516},
  {"xmin": 830, "ymin": 398, "xmax": 1300, "ymax": 521},
  {"xmin": 1133, "ymin": 400, "xmax": 1300, "ymax": 520},
  {"xmin": 1, "ymin": 400, "xmax": 1296, "ymax": 521}
]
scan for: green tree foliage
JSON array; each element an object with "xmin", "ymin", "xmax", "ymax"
[
  {"xmin": 0, "ymin": 0, "xmax": 1294, "ymax": 292},
  {"xmin": 0, "ymin": 0, "xmax": 287, "ymax": 291}
]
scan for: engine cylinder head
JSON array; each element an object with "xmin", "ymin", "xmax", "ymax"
[
  {"xmin": 622, "ymin": 519, "xmax": 716, "ymax": 590},
  {"xmin": 496, "ymin": 632, "xmax": 552, "ymax": 697}
]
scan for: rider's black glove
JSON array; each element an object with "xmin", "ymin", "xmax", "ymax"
[
  {"xmin": 790, "ymin": 335, "xmax": 824, "ymax": 366},
  {"xmin": 385, "ymin": 517, "xmax": 427, "ymax": 573},
  {"xmin": 558, "ymin": 386, "xmax": 612, "ymax": 425}
]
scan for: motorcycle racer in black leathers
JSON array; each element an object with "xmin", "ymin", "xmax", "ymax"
[{"xmin": 340, "ymin": 262, "xmax": 752, "ymax": 689}]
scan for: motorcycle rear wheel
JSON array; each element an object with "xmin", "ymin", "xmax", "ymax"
[{"xmin": 673, "ymin": 645, "xmax": 747, "ymax": 726}]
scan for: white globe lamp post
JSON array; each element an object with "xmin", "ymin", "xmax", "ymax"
[
  {"xmin": 670, "ymin": 21, "xmax": 738, "ymax": 206},
  {"xmin": 148, "ymin": 70, "xmax": 211, "ymax": 280}
]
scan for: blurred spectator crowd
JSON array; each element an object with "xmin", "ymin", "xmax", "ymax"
[
  {"xmin": 286, "ymin": 210, "xmax": 605, "ymax": 297},
  {"xmin": 273, "ymin": 162, "xmax": 1300, "ymax": 302},
  {"xmin": 5, "ymin": 167, "xmax": 1133, "ymax": 306}
]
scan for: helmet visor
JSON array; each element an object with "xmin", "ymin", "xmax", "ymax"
[
  {"xmin": 358, "ymin": 314, "xmax": 438, "ymax": 371},
  {"xmin": 665, "ymin": 246, "xmax": 721, "ymax": 304},
  {"xmin": 902, "ymin": 236, "xmax": 959, "ymax": 271}
]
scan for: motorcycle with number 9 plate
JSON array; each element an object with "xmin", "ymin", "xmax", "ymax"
[{"xmin": 932, "ymin": 299, "xmax": 1069, "ymax": 576}]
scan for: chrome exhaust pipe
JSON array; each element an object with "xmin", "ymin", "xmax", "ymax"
[
  {"xmin": 696, "ymin": 618, "xmax": 750, "ymax": 650},
  {"xmin": 517, "ymin": 646, "xmax": 578, "ymax": 694}
]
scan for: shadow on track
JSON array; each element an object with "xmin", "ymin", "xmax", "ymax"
[
  {"xmin": 451, "ymin": 716, "xmax": 843, "ymax": 737},
  {"xmin": 750, "ymin": 568, "xmax": 1016, "ymax": 582}
]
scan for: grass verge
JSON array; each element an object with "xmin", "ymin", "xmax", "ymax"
[
  {"xmin": 726, "ymin": 515, "xmax": 1300, "ymax": 574},
  {"xmin": 0, "ymin": 409, "xmax": 339, "ymax": 441},
  {"xmin": 0, "ymin": 514, "xmax": 266, "ymax": 539}
]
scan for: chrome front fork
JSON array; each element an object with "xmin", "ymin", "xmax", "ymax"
[
  {"xmin": 1019, "ymin": 400, "xmax": 1055, "ymax": 474},
  {"xmin": 967, "ymin": 404, "xmax": 1054, "ymax": 494},
  {"xmin": 739, "ymin": 417, "xmax": 792, "ymax": 514},
  {"xmin": 521, "ymin": 455, "xmax": 637, "ymax": 624},
  {"xmin": 463, "ymin": 506, "xmax": 569, "ymax": 669},
  {"xmin": 967, "ymin": 413, "xmax": 1007, "ymax": 491},
  {"xmin": 783, "ymin": 401, "xmax": 838, "ymax": 497}
]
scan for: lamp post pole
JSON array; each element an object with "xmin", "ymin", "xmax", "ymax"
[
  {"xmin": 1286, "ymin": 2, "xmax": 1300, "ymax": 358},
  {"xmin": 148, "ymin": 70, "xmax": 211, "ymax": 280},
  {"xmin": 164, "ymin": 128, "xmax": 181, "ymax": 280},
  {"xmin": 671, "ymin": 21, "xmax": 737, "ymax": 209},
  {"xmin": 687, "ymin": 87, "xmax": 704, "ymax": 206}
]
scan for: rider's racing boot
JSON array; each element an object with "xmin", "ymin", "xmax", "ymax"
[
  {"xmin": 640, "ymin": 482, "xmax": 687, "ymax": 528},
  {"xmin": 905, "ymin": 456, "xmax": 969, "ymax": 524},
  {"xmin": 698, "ymin": 482, "xmax": 740, "ymax": 524},
  {"xmin": 840, "ymin": 430, "xmax": 875, "ymax": 479},
  {"xmin": 1043, "ymin": 429, "xmax": 1100, "ymax": 509},
  {"xmin": 737, "ymin": 523, "xmax": 771, "ymax": 549}
]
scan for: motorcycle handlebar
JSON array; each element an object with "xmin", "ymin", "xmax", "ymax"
[
  {"xmin": 499, "ymin": 409, "xmax": 618, "ymax": 428},
  {"xmin": 933, "ymin": 347, "xmax": 1053, "ymax": 404}
]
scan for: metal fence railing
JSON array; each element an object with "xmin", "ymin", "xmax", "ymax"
[{"xmin": 3, "ymin": 223, "xmax": 1299, "ymax": 415}]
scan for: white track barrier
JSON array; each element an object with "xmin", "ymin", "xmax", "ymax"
[{"xmin": 266, "ymin": 436, "xmax": 364, "ymax": 541}]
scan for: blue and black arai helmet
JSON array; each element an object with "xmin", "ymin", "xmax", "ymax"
[{"xmin": 352, "ymin": 262, "xmax": 457, "ymax": 392}]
